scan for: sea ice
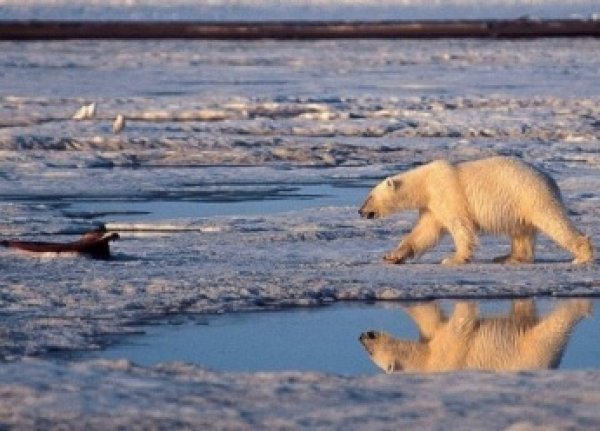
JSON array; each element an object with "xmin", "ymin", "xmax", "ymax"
[{"xmin": 0, "ymin": 37, "xmax": 599, "ymax": 429}]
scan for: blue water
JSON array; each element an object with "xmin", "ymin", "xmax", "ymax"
[
  {"xmin": 77, "ymin": 298, "xmax": 600, "ymax": 375},
  {"xmin": 64, "ymin": 183, "xmax": 369, "ymax": 221}
]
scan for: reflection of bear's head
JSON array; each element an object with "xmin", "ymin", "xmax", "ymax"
[
  {"xmin": 359, "ymin": 330, "xmax": 425, "ymax": 373},
  {"xmin": 358, "ymin": 177, "xmax": 403, "ymax": 219}
]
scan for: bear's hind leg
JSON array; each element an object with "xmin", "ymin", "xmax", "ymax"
[
  {"xmin": 519, "ymin": 299, "xmax": 591, "ymax": 369},
  {"xmin": 384, "ymin": 211, "xmax": 444, "ymax": 264},
  {"xmin": 510, "ymin": 298, "xmax": 537, "ymax": 322},
  {"xmin": 531, "ymin": 212, "xmax": 594, "ymax": 264},
  {"xmin": 493, "ymin": 231, "xmax": 536, "ymax": 264},
  {"xmin": 572, "ymin": 236, "xmax": 594, "ymax": 265}
]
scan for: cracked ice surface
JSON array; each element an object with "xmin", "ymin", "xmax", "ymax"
[{"xmin": 0, "ymin": 38, "xmax": 599, "ymax": 429}]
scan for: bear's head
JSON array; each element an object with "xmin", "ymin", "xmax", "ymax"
[
  {"xmin": 358, "ymin": 177, "xmax": 403, "ymax": 219},
  {"xmin": 359, "ymin": 330, "xmax": 426, "ymax": 373}
]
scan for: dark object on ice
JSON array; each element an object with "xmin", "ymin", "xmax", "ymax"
[{"xmin": 1, "ymin": 228, "xmax": 119, "ymax": 260}]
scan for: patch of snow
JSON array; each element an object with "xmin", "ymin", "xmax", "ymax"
[{"xmin": 1, "ymin": 359, "xmax": 600, "ymax": 429}]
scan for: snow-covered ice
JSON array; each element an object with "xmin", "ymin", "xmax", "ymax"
[
  {"xmin": 0, "ymin": 36, "xmax": 599, "ymax": 428},
  {"xmin": 2, "ymin": 359, "xmax": 600, "ymax": 430}
]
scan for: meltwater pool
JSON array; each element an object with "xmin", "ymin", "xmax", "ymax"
[{"xmin": 70, "ymin": 298, "xmax": 600, "ymax": 375}]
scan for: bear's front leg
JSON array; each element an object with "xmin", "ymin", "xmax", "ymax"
[
  {"xmin": 384, "ymin": 211, "xmax": 444, "ymax": 264},
  {"xmin": 383, "ymin": 243, "xmax": 414, "ymax": 264},
  {"xmin": 449, "ymin": 301, "xmax": 478, "ymax": 334},
  {"xmin": 441, "ymin": 255, "xmax": 470, "ymax": 266},
  {"xmin": 441, "ymin": 219, "xmax": 476, "ymax": 266}
]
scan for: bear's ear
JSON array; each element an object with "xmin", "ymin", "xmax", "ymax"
[{"xmin": 386, "ymin": 178, "xmax": 401, "ymax": 191}]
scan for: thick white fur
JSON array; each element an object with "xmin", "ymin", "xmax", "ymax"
[{"xmin": 359, "ymin": 156, "xmax": 594, "ymax": 265}]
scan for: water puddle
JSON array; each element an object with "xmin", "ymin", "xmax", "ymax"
[
  {"xmin": 62, "ymin": 183, "xmax": 369, "ymax": 221},
  {"xmin": 70, "ymin": 298, "xmax": 600, "ymax": 375}
]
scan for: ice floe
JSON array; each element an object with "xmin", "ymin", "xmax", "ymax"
[{"xmin": 0, "ymin": 36, "xmax": 599, "ymax": 429}]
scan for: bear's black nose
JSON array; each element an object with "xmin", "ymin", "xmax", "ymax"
[
  {"xmin": 360, "ymin": 331, "xmax": 377, "ymax": 340},
  {"xmin": 358, "ymin": 209, "xmax": 376, "ymax": 219}
]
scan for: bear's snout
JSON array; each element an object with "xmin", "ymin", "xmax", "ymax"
[
  {"xmin": 358, "ymin": 196, "xmax": 376, "ymax": 219},
  {"xmin": 358, "ymin": 208, "xmax": 376, "ymax": 219},
  {"xmin": 359, "ymin": 331, "xmax": 380, "ymax": 354},
  {"xmin": 359, "ymin": 331, "xmax": 379, "ymax": 343}
]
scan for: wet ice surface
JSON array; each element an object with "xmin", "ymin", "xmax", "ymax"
[{"xmin": 1, "ymin": 37, "xmax": 600, "ymax": 429}]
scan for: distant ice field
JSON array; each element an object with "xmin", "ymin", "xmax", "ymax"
[{"xmin": 1, "ymin": 0, "xmax": 599, "ymax": 20}]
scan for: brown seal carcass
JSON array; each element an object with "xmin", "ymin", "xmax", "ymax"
[{"xmin": 1, "ymin": 228, "xmax": 119, "ymax": 260}]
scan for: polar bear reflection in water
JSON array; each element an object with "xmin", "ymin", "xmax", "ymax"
[{"xmin": 359, "ymin": 299, "xmax": 591, "ymax": 373}]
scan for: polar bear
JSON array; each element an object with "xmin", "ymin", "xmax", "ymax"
[
  {"xmin": 358, "ymin": 156, "xmax": 594, "ymax": 265},
  {"xmin": 359, "ymin": 299, "xmax": 591, "ymax": 373}
]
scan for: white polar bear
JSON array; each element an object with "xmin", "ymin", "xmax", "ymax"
[{"xmin": 358, "ymin": 156, "xmax": 594, "ymax": 265}]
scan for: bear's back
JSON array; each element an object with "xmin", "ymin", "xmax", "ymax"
[{"xmin": 455, "ymin": 156, "xmax": 563, "ymax": 234}]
